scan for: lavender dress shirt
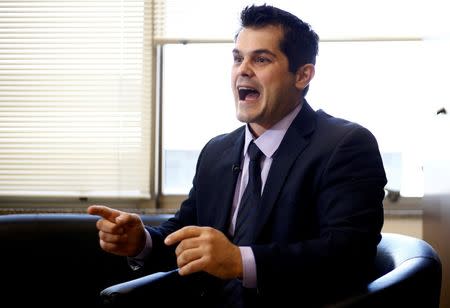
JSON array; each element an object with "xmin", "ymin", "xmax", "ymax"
[{"xmin": 131, "ymin": 103, "xmax": 303, "ymax": 289}]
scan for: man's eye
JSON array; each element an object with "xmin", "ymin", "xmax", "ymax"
[
  {"xmin": 255, "ymin": 57, "xmax": 270, "ymax": 63},
  {"xmin": 233, "ymin": 56, "xmax": 243, "ymax": 63}
]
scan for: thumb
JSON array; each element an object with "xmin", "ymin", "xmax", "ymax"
[{"xmin": 115, "ymin": 212, "xmax": 141, "ymax": 228}]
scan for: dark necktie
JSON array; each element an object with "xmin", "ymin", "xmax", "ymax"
[{"xmin": 233, "ymin": 141, "xmax": 264, "ymax": 245}]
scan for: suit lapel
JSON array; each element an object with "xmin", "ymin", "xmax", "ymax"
[
  {"xmin": 252, "ymin": 102, "xmax": 317, "ymax": 240},
  {"xmin": 209, "ymin": 129, "xmax": 245, "ymax": 232}
]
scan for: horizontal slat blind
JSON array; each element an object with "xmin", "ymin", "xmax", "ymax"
[{"xmin": 0, "ymin": 0, "xmax": 152, "ymax": 199}]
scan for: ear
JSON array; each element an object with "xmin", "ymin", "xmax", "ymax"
[{"xmin": 295, "ymin": 64, "xmax": 315, "ymax": 91}]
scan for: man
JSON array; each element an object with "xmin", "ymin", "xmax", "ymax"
[{"xmin": 88, "ymin": 4, "xmax": 386, "ymax": 307}]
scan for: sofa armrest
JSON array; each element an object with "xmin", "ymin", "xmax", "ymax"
[
  {"xmin": 100, "ymin": 269, "xmax": 226, "ymax": 306},
  {"xmin": 100, "ymin": 269, "xmax": 181, "ymax": 306}
]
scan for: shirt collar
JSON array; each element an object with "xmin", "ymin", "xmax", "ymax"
[{"xmin": 244, "ymin": 103, "xmax": 303, "ymax": 159}]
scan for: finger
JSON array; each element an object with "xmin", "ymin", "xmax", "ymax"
[
  {"xmin": 99, "ymin": 240, "xmax": 128, "ymax": 256},
  {"xmin": 177, "ymin": 246, "xmax": 202, "ymax": 269},
  {"xmin": 96, "ymin": 219, "xmax": 125, "ymax": 234},
  {"xmin": 165, "ymin": 226, "xmax": 204, "ymax": 246},
  {"xmin": 87, "ymin": 205, "xmax": 122, "ymax": 223},
  {"xmin": 174, "ymin": 237, "xmax": 200, "ymax": 257},
  {"xmin": 99, "ymin": 231, "xmax": 129, "ymax": 245},
  {"xmin": 115, "ymin": 212, "xmax": 141, "ymax": 228},
  {"xmin": 178, "ymin": 257, "xmax": 205, "ymax": 276}
]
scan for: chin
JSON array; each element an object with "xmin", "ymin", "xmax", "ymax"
[
  {"xmin": 237, "ymin": 112, "xmax": 258, "ymax": 124},
  {"xmin": 236, "ymin": 102, "xmax": 262, "ymax": 121},
  {"xmin": 236, "ymin": 113, "xmax": 248, "ymax": 123}
]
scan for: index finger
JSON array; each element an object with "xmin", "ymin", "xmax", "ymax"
[
  {"xmin": 87, "ymin": 205, "xmax": 122, "ymax": 223},
  {"xmin": 164, "ymin": 226, "xmax": 203, "ymax": 246}
]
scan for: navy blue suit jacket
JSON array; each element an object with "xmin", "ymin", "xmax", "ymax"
[{"xmin": 145, "ymin": 102, "xmax": 387, "ymax": 306}]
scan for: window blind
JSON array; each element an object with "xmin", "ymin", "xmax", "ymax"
[{"xmin": 0, "ymin": 0, "xmax": 153, "ymax": 199}]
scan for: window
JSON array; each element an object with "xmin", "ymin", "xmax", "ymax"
[
  {"xmin": 161, "ymin": 43, "xmax": 240, "ymax": 194},
  {"xmin": 2, "ymin": 0, "xmax": 449, "ymax": 210},
  {"xmin": 0, "ymin": 1, "xmax": 153, "ymax": 202},
  {"xmin": 309, "ymin": 40, "xmax": 428, "ymax": 198},
  {"xmin": 158, "ymin": 0, "xmax": 450, "ymax": 202}
]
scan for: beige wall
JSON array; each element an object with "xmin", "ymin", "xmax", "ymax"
[{"xmin": 382, "ymin": 215, "xmax": 422, "ymax": 239}]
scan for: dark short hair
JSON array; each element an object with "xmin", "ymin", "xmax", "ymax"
[{"xmin": 237, "ymin": 4, "xmax": 319, "ymax": 95}]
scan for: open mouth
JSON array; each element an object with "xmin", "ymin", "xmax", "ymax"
[{"xmin": 238, "ymin": 87, "xmax": 260, "ymax": 101}]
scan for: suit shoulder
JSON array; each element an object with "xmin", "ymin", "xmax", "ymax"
[
  {"xmin": 316, "ymin": 109, "xmax": 359, "ymax": 130},
  {"xmin": 315, "ymin": 109, "xmax": 379, "ymax": 145},
  {"xmin": 202, "ymin": 125, "xmax": 245, "ymax": 151}
]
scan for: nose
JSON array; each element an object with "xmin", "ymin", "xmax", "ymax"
[{"xmin": 236, "ymin": 58, "xmax": 253, "ymax": 77}]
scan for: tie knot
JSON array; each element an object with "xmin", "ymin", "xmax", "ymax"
[{"xmin": 247, "ymin": 141, "xmax": 263, "ymax": 162}]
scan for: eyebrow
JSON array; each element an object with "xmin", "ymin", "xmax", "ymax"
[{"xmin": 232, "ymin": 48, "xmax": 277, "ymax": 58}]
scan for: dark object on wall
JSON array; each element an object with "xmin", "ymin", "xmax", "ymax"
[
  {"xmin": 385, "ymin": 188, "xmax": 401, "ymax": 202},
  {"xmin": 436, "ymin": 107, "xmax": 447, "ymax": 115}
]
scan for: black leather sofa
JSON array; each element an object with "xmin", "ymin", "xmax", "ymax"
[
  {"xmin": 1, "ymin": 214, "xmax": 442, "ymax": 307},
  {"xmin": 0, "ymin": 213, "xmax": 171, "ymax": 307}
]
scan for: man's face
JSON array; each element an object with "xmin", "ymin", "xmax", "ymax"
[{"xmin": 231, "ymin": 25, "xmax": 303, "ymax": 137}]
